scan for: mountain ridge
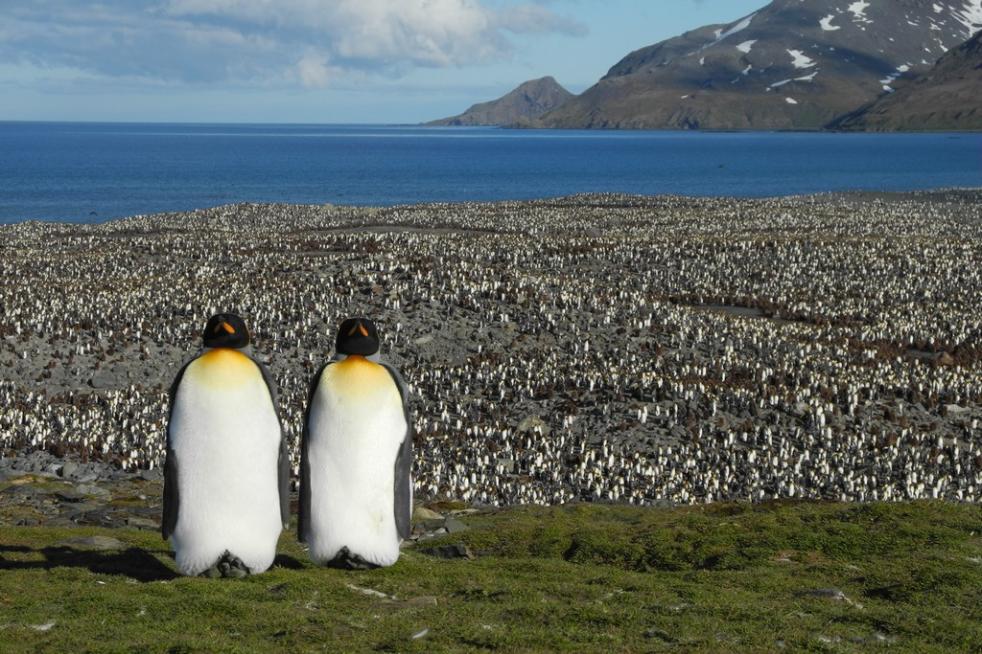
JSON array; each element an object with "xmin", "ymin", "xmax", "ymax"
[
  {"xmin": 533, "ymin": 0, "xmax": 982, "ymax": 130},
  {"xmin": 426, "ymin": 76, "xmax": 572, "ymax": 127},
  {"xmin": 829, "ymin": 29, "xmax": 982, "ymax": 130}
]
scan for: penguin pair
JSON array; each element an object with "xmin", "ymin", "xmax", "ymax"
[{"xmin": 162, "ymin": 314, "xmax": 411, "ymax": 577}]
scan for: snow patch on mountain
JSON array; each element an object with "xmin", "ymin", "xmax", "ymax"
[
  {"xmin": 712, "ymin": 13, "xmax": 757, "ymax": 44},
  {"xmin": 820, "ymin": 15, "xmax": 841, "ymax": 31},
  {"xmin": 953, "ymin": 0, "xmax": 982, "ymax": 37},
  {"xmin": 848, "ymin": 1, "xmax": 872, "ymax": 23},
  {"xmin": 788, "ymin": 49, "xmax": 816, "ymax": 69},
  {"xmin": 880, "ymin": 64, "xmax": 912, "ymax": 86},
  {"xmin": 736, "ymin": 40, "xmax": 757, "ymax": 53}
]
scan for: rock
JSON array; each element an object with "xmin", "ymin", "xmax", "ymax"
[
  {"xmin": 75, "ymin": 484, "xmax": 111, "ymax": 499},
  {"xmin": 29, "ymin": 622, "xmax": 56, "ymax": 632},
  {"xmin": 421, "ymin": 544, "xmax": 475, "ymax": 560},
  {"xmin": 55, "ymin": 489, "xmax": 89, "ymax": 503},
  {"xmin": 74, "ymin": 509, "xmax": 125, "ymax": 528},
  {"xmin": 413, "ymin": 506, "xmax": 443, "ymax": 521},
  {"xmin": 936, "ymin": 352, "xmax": 955, "ymax": 367},
  {"xmin": 346, "ymin": 584, "xmax": 397, "ymax": 601},
  {"xmin": 798, "ymin": 588, "xmax": 863, "ymax": 608},
  {"xmin": 405, "ymin": 596, "xmax": 439, "ymax": 607},
  {"xmin": 644, "ymin": 628, "xmax": 676, "ymax": 642},
  {"xmin": 443, "ymin": 517, "xmax": 469, "ymax": 534},
  {"xmin": 139, "ymin": 468, "xmax": 162, "ymax": 481},
  {"xmin": 89, "ymin": 370, "xmax": 120, "ymax": 389},
  {"xmin": 59, "ymin": 461, "xmax": 79, "ymax": 478},
  {"xmin": 125, "ymin": 517, "xmax": 159, "ymax": 530},
  {"xmin": 419, "ymin": 518, "xmax": 446, "ymax": 531},
  {"xmin": 56, "ymin": 535, "xmax": 125, "ymax": 551}
]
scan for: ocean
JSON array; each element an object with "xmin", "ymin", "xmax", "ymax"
[{"xmin": 0, "ymin": 121, "xmax": 979, "ymax": 224}]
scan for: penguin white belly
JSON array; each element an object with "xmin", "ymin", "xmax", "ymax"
[
  {"xmin": 307, "ymin": 358, "xmax": 407, "ymax": 566},
  {"xmin": 169, "ymin": 349, "xmax": 282, "ymax": 576}
]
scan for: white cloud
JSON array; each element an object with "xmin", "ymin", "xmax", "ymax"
[
  {"xmin": 296, "ymin": 52, "xmax": 334, "ymax": 88},
  {"xmin": 162, "ymin": 0, "xmax": 586, "ymax": 71},
  {"xmin": 0, "ymin": 0, "xmax": 586, "ymax": 87}
]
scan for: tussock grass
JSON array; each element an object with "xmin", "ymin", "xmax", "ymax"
[{"xmin": 0, "ymin": 501, "xmax": 979, "ymax": 653}]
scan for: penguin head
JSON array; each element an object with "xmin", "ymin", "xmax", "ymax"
[
  {"xmin": 202, "ymin": 313, "xmax": 250, "ymax": 349},
  {"xmin": 336, "ymin": 317, "xmax": 380, "ymax": 356}
]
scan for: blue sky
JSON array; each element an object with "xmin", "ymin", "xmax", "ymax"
[{"xmin": 1, "ymin": 0, "xmax": 764, "ymax": 123}]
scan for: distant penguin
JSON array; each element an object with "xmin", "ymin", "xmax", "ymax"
[
  {"xmin": 299, "ymin": 317, "xmax": 412, "ymax": 569},
  {"xmin": 162, "ymin": 313, "xmax": 289, "ymax": 577}
]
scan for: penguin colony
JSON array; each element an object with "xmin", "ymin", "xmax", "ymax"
[{"xmin": 1, "ymin": 192, "xmax": 981, "ymax": 506}]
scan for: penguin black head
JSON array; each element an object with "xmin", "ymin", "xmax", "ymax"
[
  {"xmin": 336, "ymin": 317, "xmax": 379, "ymax": 356},
  {"xmin": 202, "ymin": 313, "xmax": 250, "ymax": 349}
]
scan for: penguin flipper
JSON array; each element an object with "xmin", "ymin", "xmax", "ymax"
[
  {"xmin": 298, "ymin": 362, "xmax": 332, "ymax": 543},
  {"xmin": 162, "ymin": 360, "xmax": 192, "ymax": 541},
  {"xmin": 162, "ymin": 445, "xmax": 179, "ymax": 540},
  {"xmin": 253, "ymin": 360, "xmax": 289, "ymax": 529},
  {"xmin": 277, "ymin": 435, "xmax": 290, "ymax": 530},
  {"xmin": 382, "ymin": 363, "xmax": 413, "ymax": 541},
  {"xmin": 393, "ymin": 430, "xmax": 413, "ymax": 540}
]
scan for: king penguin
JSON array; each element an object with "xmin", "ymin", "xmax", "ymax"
[
  {"xmin": 299, "ymin": 317, "xmax": 412, "ymax": 569},
  {"xmin": 162, "ymin": 313, "xmax": 290, "ymax": 577}
]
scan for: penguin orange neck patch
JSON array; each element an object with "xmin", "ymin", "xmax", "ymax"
[
  {"xmin": 191, "ymin": 348, "xmax": 257, "ymax": 387},
  {"xmin": 327, "ymin": 355, "xmax": 394, "ymax": 398}
]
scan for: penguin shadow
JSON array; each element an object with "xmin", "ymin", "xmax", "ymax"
[
  {"xmin": 0, "ymin": 544, "xmax": 177, "ymax": 582},
  {"xmin": 272, "ymin": 553, "xmax": 305, "ymax": 570}
]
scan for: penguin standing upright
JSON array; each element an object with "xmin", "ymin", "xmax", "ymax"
[
  {"xmin": 299, "ymin": 317, "xmax": 412, "ymax": 569},
  {"xmin": 162, "ymin": 313, "xmax": 290, "ymax": 577}
]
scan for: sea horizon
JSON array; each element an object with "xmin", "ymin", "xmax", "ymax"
[{"xmin": 1, "ymin": 121, "xmax": 980, "ymax": 225}]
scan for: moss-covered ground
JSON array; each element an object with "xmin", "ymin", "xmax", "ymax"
[{"xmin": 1, "ymin": 501, "xmax": 980, "ymax": 653}]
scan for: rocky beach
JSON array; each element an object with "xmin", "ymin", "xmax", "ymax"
[{"xmin": 1, "ymin": 192, "xmax": 981, "ymax": 525}]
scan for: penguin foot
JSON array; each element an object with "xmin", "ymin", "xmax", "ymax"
[
  {"xmin": 327, "ymin": 546, "xmax": 381, "ymax": 570},
  {"xmin": 201, "ymin": 550, "xmax": 252, "ymax": 579}
]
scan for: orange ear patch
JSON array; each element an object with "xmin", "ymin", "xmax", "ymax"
[
  {"xmin": 358, "ymin": 323, "xmax": 369, "ymax": 337},
  {"xmin": 221, "ymin": 322, "xmax": 236, "ymax": 334}
]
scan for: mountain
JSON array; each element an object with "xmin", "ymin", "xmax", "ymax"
[
  {"xmin": 830, "ymin": 30, "xmax": 982, "ymax": 130},
  {"xmin": 427, "ymin": 76, "xmax": 573, "ymax": 126},
  {"xmin": 536, "ymin": 0, "xmax": 982, "ymax": 130}
]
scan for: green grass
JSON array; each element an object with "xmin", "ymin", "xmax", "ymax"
[{"xmin": 1, "ymin": 501, "xmax": 980, "ymax": 653}]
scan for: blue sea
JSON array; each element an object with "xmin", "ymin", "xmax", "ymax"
[{"xmin": 0, "ymin": 122, "xmax": 979, "ymax": 224}]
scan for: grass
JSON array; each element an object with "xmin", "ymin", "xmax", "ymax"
[{"xmin": 0, "ymin": 501, "xmax": 980, "ymax": 653}]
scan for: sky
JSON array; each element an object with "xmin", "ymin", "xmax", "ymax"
[{"xmin": 0, "ymin": 0, "xmax": 765, "ymax": 124}]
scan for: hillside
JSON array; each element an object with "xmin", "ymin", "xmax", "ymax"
[
  {"xmin": 427, "ymin": 76, "xmax": 573, "ymax": 127},
  {"xmin": 830, "ymin": 30, "xmax": 982, "ymax": 130},
  {"xmin": 536, "ymin": 0, "xmax": 982, "ymax": 130},
  {"xmin": 0, "ymin": 499, "xmax": 980, "ymax": 652}
]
